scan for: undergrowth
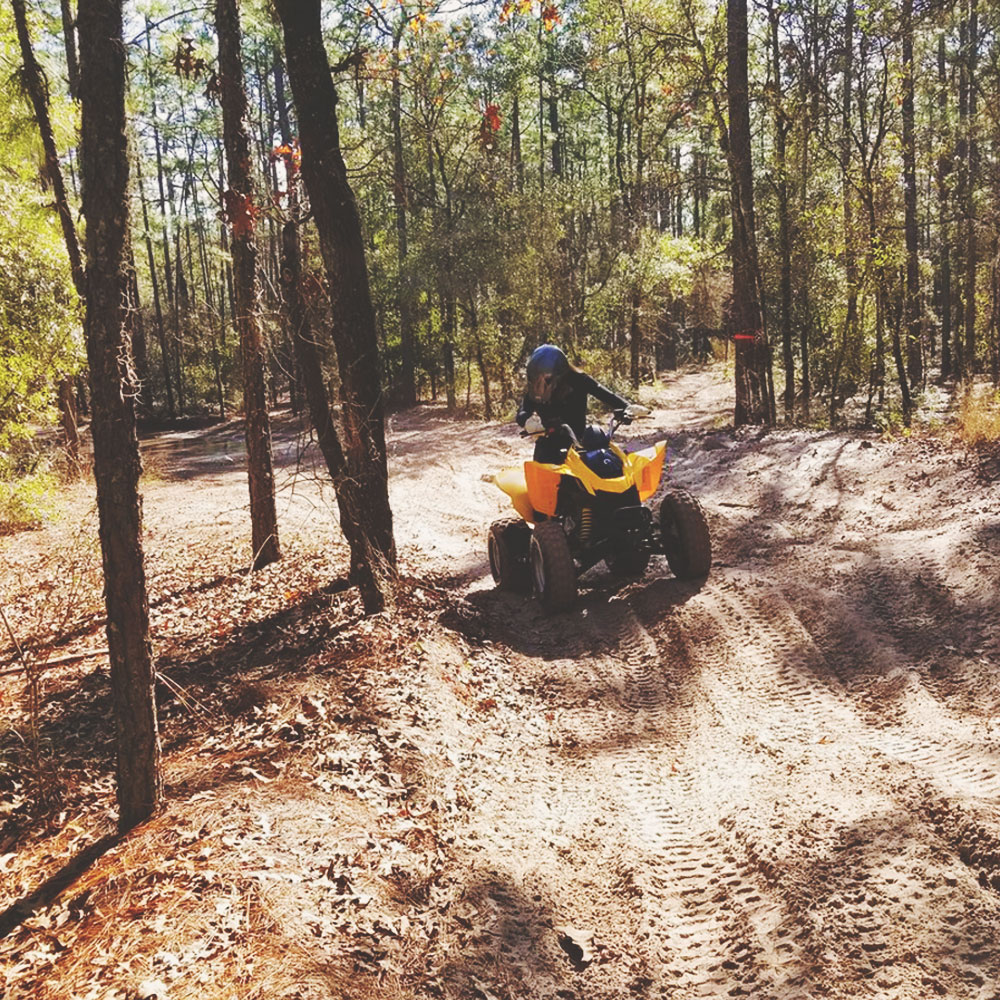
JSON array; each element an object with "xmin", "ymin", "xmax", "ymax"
[{"xmin": 957, "ymin": 384, "xmax": 1000, "ymax": 447}]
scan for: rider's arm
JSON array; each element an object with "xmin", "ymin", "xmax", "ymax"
[
  {"xmin": 579, "ymin": 372, "xmax": 629, "ymax": 414},
  {"xmin": 515, "ymin": 393, "xmax": 533, "ymax": 427}
]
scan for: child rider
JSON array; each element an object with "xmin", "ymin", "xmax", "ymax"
[{"xmin": 515, "ymin": 344, "xmax": 631, "ymax": 464}]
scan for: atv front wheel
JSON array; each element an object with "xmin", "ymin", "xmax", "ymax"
[
  {"xmin": 530, "ymin": 521, "xmax": 577, "ymax": 612},
  {"xmin": 659, "ymin": 489, "xmax": 712, "ymax": 579},
  {"xmin": 488, "ymin": 518, "xmax": 531, "ymax": 592}
]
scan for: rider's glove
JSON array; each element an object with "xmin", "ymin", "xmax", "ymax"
[
  {"xmin": 615, "ymin": 409, "xmax": 633, "ymax": 426},
  {"xmin": 524, "ymin": 414, "xmax": 545, "ymax": 435}
]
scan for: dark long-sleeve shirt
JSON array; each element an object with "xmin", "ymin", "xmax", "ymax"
[{"xmin": 516, "ymin": 370, "xmax": 628, "ymax": 440}]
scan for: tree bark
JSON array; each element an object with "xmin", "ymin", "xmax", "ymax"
[
  {"xmin": 963, "ymin": 0, "xmax": 978, "ymax": 374},
  {"xmin": 217, "ymin": 0, "xmax": 281, "ymax": 570},
  {"xmin": 273, "ymin": 0, "xmax": 396, "ymax": 614},
  {"xmin": 936, "ymin": 32, "xmax": 953, "ymax": 380},
  {"xmin": 11, "ymin": 0, "xmax": 87, "ymax": 457},
  {"xmin": 767, "ymin": 0, "xmax": 794, "ymax": 421},
  {"xmin": 391, "ymin": 29, "xmax": 416, "ymax": 408},
  {"xmin": 901, "ymin": 0, "xmax": 922, "ymax": 386},
  {"xmin": 12, "ymin": 0, "xmax": 84, "ymax": 295},
  {"xmin": 78, "ymin": 0, "xmax": 161, "ymax": 832},
  {"xmin": 60, "ymin": 0, "xmax": 79, "ymax": 99},
  {"xmin": 727, "ymin": 0, "xmax": 771, "ymax": 426},
  {"xmin": 840, "ymin": 0, "xmax": 856, "ymax": 409}
]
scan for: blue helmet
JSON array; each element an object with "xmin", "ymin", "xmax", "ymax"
[{"xmin": 526, "ymin": 344, "xmax": 569, "ymax": 403}]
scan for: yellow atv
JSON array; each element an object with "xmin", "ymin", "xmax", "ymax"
[{"xmin": 488, "ymin": 408, "xmax": 711, "ymax": 611}]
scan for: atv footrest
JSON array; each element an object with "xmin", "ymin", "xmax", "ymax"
[{"xmin": 612, "ymin": 506, "xmax": 653, "ymax": 532}]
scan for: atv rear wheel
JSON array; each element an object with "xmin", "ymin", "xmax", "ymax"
[
  {"xmin": 530, "ymin": 521, "xmax": 577, "ymax": 612},
  {"xmin": 488, "ymin": 518, "xmax": 531, "ymax": 592},
  {"xmin": 659, "ymin": 489, "xmax": 712, "ymax": 579}
]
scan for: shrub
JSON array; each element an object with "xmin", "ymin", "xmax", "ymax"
[{"xmin": 957, "ymin": 385, "xmax": 1000, "ymax": 448}]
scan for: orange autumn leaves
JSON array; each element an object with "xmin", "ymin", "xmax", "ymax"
[
  {"xmin": 500, "ymin": 0, "xmax": 562, "ymax": 31},
  {"xmin": 479, "ymin": 102, "xmax": 502, "ymax": 149},
  {"xmin": 222, "ymin": 143, "xmax": 301, "ymax": 237},
  {"xmin": 361, "ymin": 0, "xmax": 561, "ymax": 34}
]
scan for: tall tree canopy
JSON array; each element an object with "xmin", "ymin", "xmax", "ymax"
[{"xmin": 2, "ymin": 0, "xmax": 1000, "ymax": 472}]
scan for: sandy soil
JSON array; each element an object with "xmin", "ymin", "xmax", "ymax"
[{"xmin": 3, "ymin": 363, "xmax": 1000, "ymax": 1000}]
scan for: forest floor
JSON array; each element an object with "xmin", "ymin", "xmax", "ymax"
[{"xmin": 2, "ymin": 363, "xmax": 1000, "ymax": 1000}]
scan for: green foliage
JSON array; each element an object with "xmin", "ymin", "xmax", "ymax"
[
  {"xmin": 0, "ymin": 186, "xmax": 81, "ymax": 449},
  {"xmin": 0, "ymin": 465, "xmax": 57, "ymax": 533}
]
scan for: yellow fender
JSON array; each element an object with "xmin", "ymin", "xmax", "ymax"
[
  {"xmin": 493, "ymin": 440, "xmax": 667, "ymax": 522},
  {"xmin": 493, "ymin": 465, "xmax": 537, "ymax": 523}
]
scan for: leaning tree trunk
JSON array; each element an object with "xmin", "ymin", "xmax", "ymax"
[
  {"xmin": 217, "ymin": 0, "xmax": 281, "ymax": 570},
  {"xmin": 728, "ymin": 0, "xmax": 771, "ymax": 426},
  {"xmin": 78, "ymin": 0, "xmax": 161, "ymax": 832},
  {"xmin": 12, "ymin": 0, "xmax": 86, "ymax": 459},
  {"xmin": 273, "ymin": 0, "xmax": 396, "ymax": 614}
]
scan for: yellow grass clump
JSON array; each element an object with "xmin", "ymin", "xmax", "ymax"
[{"xmin": 957, "ymin": 384, "xmax": 1000, "ymax": 447}]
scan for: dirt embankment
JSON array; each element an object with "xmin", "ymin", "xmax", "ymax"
[{"xmin": 3, "ymin": 365, "xmax": 1000, "ymax": 1000}]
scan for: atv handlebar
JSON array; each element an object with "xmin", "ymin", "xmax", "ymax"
[{"xmin": 520, "ymin": 405, "xmax": 648, "ymax": 445}]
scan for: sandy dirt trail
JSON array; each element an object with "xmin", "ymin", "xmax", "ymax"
[{"xmin": 381, "ymin": 365, "xmax": 1000, "ymax": 999}]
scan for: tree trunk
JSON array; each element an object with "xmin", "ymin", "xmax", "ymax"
[
  {"xmin": 901, "ymin": 0, "xmax": 922, "ymax": 386},
  {"xmin": 217, "ymin": 0, "xmax": 281, "ymax": 570},
  {"xmin": 890, "ymin": 273, "xmax": 912, "ymax": 425},
  {"xmin": 768, "ymin": 0, "xmax": 794, "ymax": 421},
  {"xmin": 963, "ymin": 0, "xmax": 978, "ymax": 375},
  {"xmin": 840, "ymin": 0, "xmax": 856, "ymax": 407},
  {"xmin": 510, "ymin": 92, "xmax": 523, "ymax": 191},
  {"xmin": 727, "ymin": 0, "xmax": 770, "ymax": 426},
  {"xmin": 12, "ymin": 0, "xmax": 88, "ymax": 457},
  {"xmin": 273, "ymin": 0, "xmax": 396, "ymax": 614},
  {"xmin": 58, "ymin": 377, "xmax": 79, "ymax": 466},
  {"xmin": 13, "ymin": 0, "xmax": 83, "ymax": 294},
  {"xmin": 390, "ymin": 31, "xmax": 416, "ymax": 409},
  {"xmin": 135, "ymin": 149, "xmax": 177, "ymax": 420},
  {"xmin": 59, "ymin": 0, "xmax": 79, "ymax": 99},
  {"xmin": 146, "ymin": 21, "xmax": 174, "ymax": 311},
  {"xmin": 78, "ymin": 0, "xmax": 161, "ymax": 833},
  {"xmin": 629, "ymin": 286, "xmax": 641, "ymax": 390},
  {"xmin": 936, "ymin": 32, "xmax": 953, "ymax": 380}
]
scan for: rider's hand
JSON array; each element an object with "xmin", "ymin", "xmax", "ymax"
[
  {"xmin": 524, "ymin": 414, "xmax": 545, "ymax": 435},
  {"xmin": 614, "ymin": 409, "xmax": 633, "ymax": 426}
]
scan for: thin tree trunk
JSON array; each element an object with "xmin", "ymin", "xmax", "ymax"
[
  {"xmin": 146, "ymin": 21, "xmax": 174, "ymax": 311},
  {"xmin": 12, "ymin": 0, "xmax": 86, "ymax": 458},
  {"xmin": 768, "ymin": 0, "xmax": 794, "ymax": 421},
  {"xmin": 59, "ymin": 0, "xmax": 79, "ymax": 99},
  {"xmin": 890, "ymin": 274, "xmax": 912, "ymax": 425},
  {"xmin": 840, "ymin": 0, "xmax": 856, "ymax": 407},
  {"xmin": 963, "ymin": 0, "xmax": 978, "ymax": 374},
  {"xmin": 510, "ymin": 91, "xmax": 523, "ymax": 191},
  {"xmin": 728, "ymin": 0, "xmax": 770, "ymax": 426},
  {"xmin": 390, "ymin": 30, "xmax": 416, "ymax": 408},
  {"xmin": 136, "ymin": 154, "xmax": 174, "ymax": 418},
  {"xmin": 273, "ymin": 0, "xmax": 397, "ymax": 613},
  {"xmin": 78, "ymin": 0, "xmax": 161, "ymax": 832},
  {"xmin": 901, "ymin": 0, "xmax": 922, "ymax": 386},
  {"xmin": 217, "ymin": 0, "xmax": 281, "ymax": 570},
  {"xmin": 629, "ymin": 286, "xmax": 641, "ymax": 390},
  {"xmin": 58, "ymin": 377, "xmax": 80, "ymax": 466},
  {"xmin": 936, "ymin": 32, "xmax": 953, "ymax": 380}
]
